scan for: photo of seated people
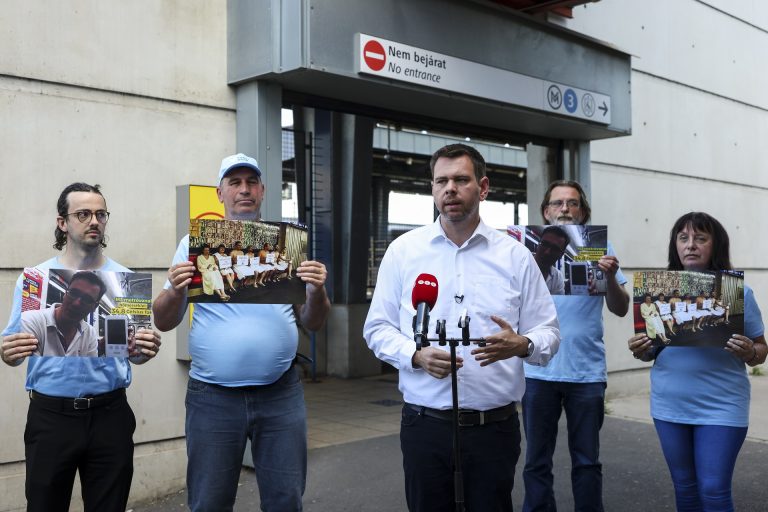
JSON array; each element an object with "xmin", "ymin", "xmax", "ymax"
[
  {"xmin": 187, "ymin": 218, "xmax": 308, "ymax": 304},
  {"xmin": 20, "ymin": 269, "xmax": 152, "ymax": 358},
  {"xmin": 632, "ymin": 270, "xmax": 744, "ymax": 348},
  {"xmin": 507, "ymin": 224, "xmax": 608, "ymax": 295}
]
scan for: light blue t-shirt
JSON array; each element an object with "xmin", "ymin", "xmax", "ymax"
[
  {"xmin": 1, "ymin": 257, "xmax": 132, "ymax": 397},
  {"xmin": 525, "ymin": 242, "xmax": 627, "ymax": 383},
  {"xmin": 651, "ymin": 285, "xmax": 764, "ymax": 427},
  {"xmin": 166, "ymin": 236, "xmax": 298, "ymax": 386}
]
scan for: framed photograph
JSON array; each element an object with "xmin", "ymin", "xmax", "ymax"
[
  {"xmin": 20, "ymin": 269, "xmax": 152, "ymax": 358},
  {"xmin": 507, "ymin": 225, "xmax": 608, "ymax": 296},
  {"xmin": 632, "ymin": 270, "xmax": 744, "ymax": 348}
]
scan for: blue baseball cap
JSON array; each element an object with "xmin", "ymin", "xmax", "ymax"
[{"xmin": 218, "ymin": 153, "xmax": 262, "ymax": 183}]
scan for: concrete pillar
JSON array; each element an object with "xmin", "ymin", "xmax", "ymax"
[
  {"xmin": 526, "ymin": 143, "xmax": 557, "ymax": 224},
  {"xmin": 312, "ymin": 111, "xmax": 381, "ymax": 377},
  {"xmin": 235, "ymin": 80, "xmax": 283, "ymax": 222}
]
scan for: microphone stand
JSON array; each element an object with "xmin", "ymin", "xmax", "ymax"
[{"xmin": 414, "ymin": 312, "xmax": 485, "ymax": 512}]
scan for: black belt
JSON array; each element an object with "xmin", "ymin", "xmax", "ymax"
[
  {"xmin": 29, "ymin": 388, "xmax": 126, "ymax": 411},
  {"xmin": 405, "ymin": 402, "xmax": 516, "ymax": 427}
]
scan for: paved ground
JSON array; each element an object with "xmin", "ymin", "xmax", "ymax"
[{"xmin": 132, "ymin": 373, "xmax": 768, "ymax": 511}]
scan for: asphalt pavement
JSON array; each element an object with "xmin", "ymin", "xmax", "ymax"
[{"xmin": 132, "ymin": 374, "xmax": 768, "ymax": 511}]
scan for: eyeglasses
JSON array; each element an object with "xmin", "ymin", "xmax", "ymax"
[
  {"xmin": 547, "ymin": 200, "xmax": 580, "ymax": 209},
  {"xmin": 65, "ymin": 288, "xmax": 99, "ymax": 307},
  {"xmin": 64, "ymin": 210, "xmax": 110, "ymax": 224}
]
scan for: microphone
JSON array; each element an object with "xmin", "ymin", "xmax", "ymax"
[{"xmin": 411, "ymin": 273, "xmax": 439, "ymax": 348}]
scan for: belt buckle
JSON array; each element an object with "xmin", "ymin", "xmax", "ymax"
[
  {"xmin": 458, "ymin": 411, "xmax": 484, "ymax": 427},
  {"xmin": 73, "ymin": 397, "xmax": 92, "ymax": 410}
]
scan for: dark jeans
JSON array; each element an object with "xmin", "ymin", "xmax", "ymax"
[
  {"xmin": 400, "ymin": 404, "xmax": 521, "ymax": 512},
  {"xmin": 522, "ymin": 378, "xmax": 606, "ymax": 512},
  {"xmin": 654, "ymin": 419, "xmax": 747, "ymax": 512},
  {"xmin": 185, "ymin": 367, "xmax": 307, "ymax": 512},
  {"xmin": 24, "ymin": 390, "xmax": 136, "ymax": 512}
]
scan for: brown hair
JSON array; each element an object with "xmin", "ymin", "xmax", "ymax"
[
  {"xmin": 540, "ymin": 180, "xmax": 591, "ymax": 225},
  {"xmin": 667, "ymin": 212, "xmax": 732, "ymax": 271}
]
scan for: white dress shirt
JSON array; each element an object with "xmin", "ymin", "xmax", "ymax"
[{"xmin": 364, "ymin": 218, "xmax": 560, "ymax": 411}]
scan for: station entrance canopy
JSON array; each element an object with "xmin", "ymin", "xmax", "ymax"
[{"xmin": 229, "ymin": 0, "xmax": 631, "ymax": 142}]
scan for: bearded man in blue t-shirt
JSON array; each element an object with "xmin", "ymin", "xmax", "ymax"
[
  {"xmin": 522, "ymin": 180, "xmax": 630, "ymax": 512},
  {"xmin": 1, "ymin": 182, "xmax": 162, "ymax": 511},
  {"xmin": 153, "ymin": 154, "xmax": 330, "ymax": 511}
]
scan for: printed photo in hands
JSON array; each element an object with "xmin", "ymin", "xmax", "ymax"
[
  {"xmin": 507, "ymin": 225, "xmax": 608, "ymax": 296},
  {"xmin": 187, "ymin": 218, "xmax": 308, "ymax": 304},
  {"xmin": 632, "ymin": 270, "xmax": 744, "ymax": 348},
  {"xmin": 20, "ymin": 269, "xmax": 152, "ymax": 358}
]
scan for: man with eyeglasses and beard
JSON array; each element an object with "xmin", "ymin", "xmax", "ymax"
[
  {"xmin": 21, "ymin": 271, "xmax": 106, "ymax": 357},
  {"xmin": 522, "ymin": 181, "xmax": 629, "ymax": 512},
  {"xmin": 1, "ymin": 182, "xmax": 162, "ymax": 512}
]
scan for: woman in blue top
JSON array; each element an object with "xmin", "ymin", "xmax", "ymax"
[{"xmin": 628, "ymin": 212, "xmax": 766, "ymax": 511}]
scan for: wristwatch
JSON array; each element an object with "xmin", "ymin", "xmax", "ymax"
[{"xmin": 525, "ymin": 338, "xmax": 534, "ymax": 358}]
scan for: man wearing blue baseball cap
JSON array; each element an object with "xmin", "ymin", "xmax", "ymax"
[{"xmin": 154, "ymin": 153, "xmax": 330, "ymax": 511}]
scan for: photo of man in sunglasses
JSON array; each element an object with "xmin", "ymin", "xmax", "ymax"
[{"xmin": 21, "ymin": 271, "xmax": 106, "ymax": 357}]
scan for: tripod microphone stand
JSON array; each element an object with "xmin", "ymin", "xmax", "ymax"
[{"xmin": 414, "ymin": 311, "xmax": 485, "ymax": 512}]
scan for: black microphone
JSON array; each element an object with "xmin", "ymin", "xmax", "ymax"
[{"xmin": 411, "ymin": 274, "xmax": 439, "ymax": 348}]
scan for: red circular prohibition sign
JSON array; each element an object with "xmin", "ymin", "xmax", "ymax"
[{"xmin": 363, "ymin": 40, "xmax": 386, "ymax": 71}]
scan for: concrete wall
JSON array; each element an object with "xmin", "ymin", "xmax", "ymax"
[
  {"xmin": 2, "ymin": 0, "xmax": 767, "ymax": 508},
  {"xmin": 556, "ymin": 0, "xmax": 768, "ymax": 393},
  {"xmin": 0, "ymin": 1, "xmax": 234, "ymax": 509}
]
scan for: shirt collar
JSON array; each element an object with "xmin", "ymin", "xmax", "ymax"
[
  {"xmin": 430, "ymin": 216, "xmax": 494, "ymax": 247},
  {"xmin": 43, "ymin": 304, "xmax": 85, "ymax": 335}
]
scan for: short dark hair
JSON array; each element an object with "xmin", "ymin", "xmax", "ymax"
[
  {"xmin": 667, "ymin": 212, "xmax": 732, "ymax": 271},
  {"xmin": 54, "ymin": 183, "xmax": 107, "ymax": 250},
  {"xmin": 218, "ymin": 244, "xmax": 227, "ymax": 251},
  {"xmin": 541, "ymin": 225, "xmax": 570, "ymax": 250},
  {"xmin": 70, "ymin": 271, "xmax": 107, "ymax": 301},
  {"xmin": 429, "ymin": 143, "xmax": 486, "ymax": 182},
  {"xmin": 540, "ymin": 180, "xmax": 591, "ymax": 225}
]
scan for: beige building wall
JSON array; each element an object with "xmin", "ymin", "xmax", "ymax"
[
  {"xmin": 556, "ymin": 0, "xmax": 768, "ymax": 393},
  {"xmin": 0, "ymin": 1, "xmax": 234, "ymax": 510},
  {"xmin": 2, "ymin": 0, "xmax": 767, "ymax": 509}
]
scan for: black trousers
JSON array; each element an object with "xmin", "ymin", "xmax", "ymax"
[
  {"xmin": 400, "ymin": 405, "xmax": 521, "ymax": 512},
  {"xmin": 24, "ymin": 391, "xmax": 136, "ymax": 512}
]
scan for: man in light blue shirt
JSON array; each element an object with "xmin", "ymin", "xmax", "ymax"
[
  {"xmin": 522, "ymin": 180, "xmax": 629, "ymax": 512},
  {"xmin": 153, "ymin": 154, "xmax": 330, "ymax": 511},
  {"xmin": 1, "ymin": 182, "xmax": 162, "ymax": 512}
]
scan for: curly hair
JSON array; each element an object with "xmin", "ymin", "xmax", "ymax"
[{"xmin": 54, "ymin": 183, "xmax": 107, "ymax": 250}]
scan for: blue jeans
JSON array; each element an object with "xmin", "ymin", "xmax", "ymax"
[
  {"xmin": 185, "ymin": 367, "xmax": 307, "ymax": 512},
  {"xmin": 400, "ymin": 404, "xmax": 521, "ymax": 512},
  {"xmin": 654, "ymin": 419, "xmax": 747, "ymax": 512},
  {"xmin": 522, "ymin": 378, "xmax": 606, "ymax": 512}
]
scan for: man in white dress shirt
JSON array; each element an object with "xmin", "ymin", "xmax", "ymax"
[{"xmin": 364, "ymin": 143, "xmax": 560, "ymax": 512}]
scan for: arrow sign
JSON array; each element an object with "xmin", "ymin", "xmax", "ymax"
[{"xmin": 599, "ymin": 101, "xmax": 609, "ymax": 117}]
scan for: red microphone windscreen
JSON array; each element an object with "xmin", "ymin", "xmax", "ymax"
[{"xmin": 411, "ymin": 273, "xmax": 439, "ymax": 310}]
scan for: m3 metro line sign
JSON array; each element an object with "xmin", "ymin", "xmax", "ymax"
[{"xmin": 356, "ymin": 33, "xmax": 611, "ymax": 125}]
